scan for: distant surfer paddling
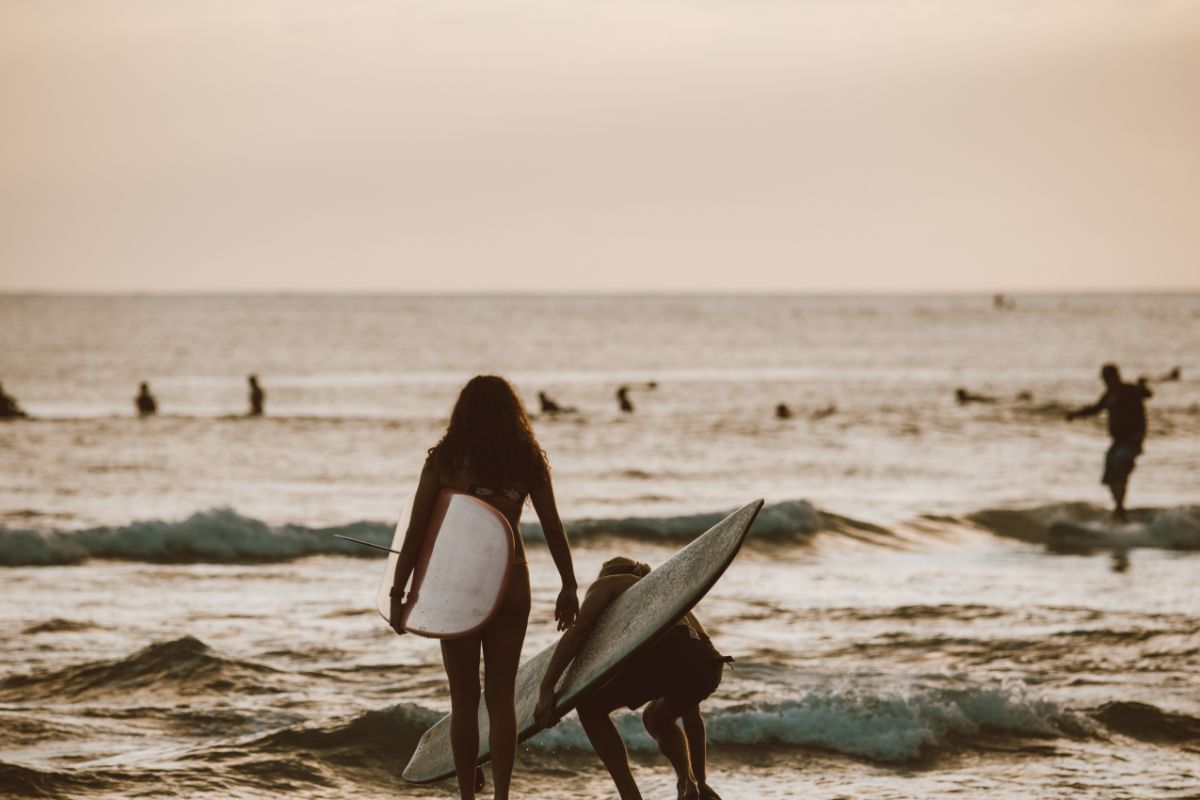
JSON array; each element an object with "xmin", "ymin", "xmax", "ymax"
[
  {"xmin": 1066, "ymin": 363, "xmax": 1152, "ymax": 522},
  {"xmin": 387, "ymin": 375, "xmax": 579, "ymax": 800},
  {"xmin": 535, "ymin": 557, "xmax": 731, "ymax": 800}
]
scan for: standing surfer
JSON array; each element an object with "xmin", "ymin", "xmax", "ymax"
[
  {"xmin": 535, "ymin": 557, "xmax": 729, "ymax": 800},
  {"xmin": 247, "ymin": 374, "xmax": 265, "ymax": 416},
  {"xmin": 1066, "ymin": 363, "xmax": 1152, "ymax": 522},
  {"xmin": 388, "ymin": 375, "xmax": 579, "ymax": 800}
]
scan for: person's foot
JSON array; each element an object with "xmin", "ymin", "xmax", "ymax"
[
  {"xmin": 676, "ymin": 776, "xmax": 699, "ymax": 800},
  {"xmin": 1112, "ymin": 508, "xmax": 1128, "ymax": 524},
  {"xmin": 474, "ymin": 766, "xmax": 485, "ymax": 792}
]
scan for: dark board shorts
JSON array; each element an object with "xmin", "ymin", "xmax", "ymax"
[
  {"xmin": 1103, "ymin": 440, "xmax": 1142, "ymax": 486},
  {"xmin": 586, "ymin": 626, "xmax": 727, "ymax": 716}
]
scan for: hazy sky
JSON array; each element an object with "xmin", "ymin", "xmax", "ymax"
[{"xmin": 2, "ymin": 0, "xmax": 1198, "ymax": 293}]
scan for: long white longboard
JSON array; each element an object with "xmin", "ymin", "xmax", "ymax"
[
  {"xmin": 402, "ymin": 498, "xmax": 763, "ymax": 783},
  {"xmin": 376, "ymin": 490, "xmax": 515, "ymax": 639}
]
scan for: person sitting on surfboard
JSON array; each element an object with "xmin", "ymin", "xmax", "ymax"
[
  {"xmin": 535, "ymin": 556, "xmax": 730, "ymax": 800},
  {"xmin": 0, "ymin": 381, "xmax": 28, "ymax": 419},
  {"xmin": 388, "ymin": 375, "xmax": 579, "ymax": 800},
  {"xmin": 1066, "ymin": 363, "xmax": 1153, "ymax": 522},
  {"xmin": 135, "ymin": 382, "xmax": 157, "ymax": 417}
]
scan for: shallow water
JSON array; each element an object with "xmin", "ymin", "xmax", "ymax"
[{"xmin": 1, "ymin": 294, "xmax": 1198, "ymax": 798}]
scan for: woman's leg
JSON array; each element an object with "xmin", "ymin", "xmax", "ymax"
[
  {"xmin": 441, "ymin": 636, "xmax": 483, "ymax": 800},
  {"xmin": 480, "ymin": 566, "xmax": 530, "ymax": 800}
]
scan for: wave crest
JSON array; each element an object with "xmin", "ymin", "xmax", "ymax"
[
  {"xmin": 0, "ymin": 636, "xmax": 280, "ymax": 700},
  {"xmin": 969, "ymin": 503, "xmax": 1200, "ymax": 551},
  {"xmin": 529, "ymin": 682, "xmax": 1090, "ymax": 763},
  {"xmin": 0, "ymin": 501, "xmax": 873, "ymax": 567}
]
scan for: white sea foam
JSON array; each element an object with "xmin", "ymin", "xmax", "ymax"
[
  {"xmin": 526, "ymin": 682, "xmax": 1092, "ymax": 763},
  {"xmin": 970, "ymin": 503, "xmax": 1200, "ymax": 551}
]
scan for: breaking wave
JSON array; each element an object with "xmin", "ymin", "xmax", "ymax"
[
  {"xmin": 0, "ymin": 500, "xmax": 885, "ymax": 567},
  {"xmin": 527, "ymin": 682, "xmax": 1093, "ymax": 763},
  {"xmin": 969, "ymin": 503, "xmax": 1200, "ymax": 551},
  {"xmin": 243, "ymin": 682, "xmax": 1091, "ymax": 767}
]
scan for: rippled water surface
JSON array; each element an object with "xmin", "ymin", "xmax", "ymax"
[{"xmin": 1, "ymin": 294, "xmax": 1198, "ymax": 798}]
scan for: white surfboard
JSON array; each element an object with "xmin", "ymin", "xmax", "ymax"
[
  {"xmin": 402, "ymin": 498, "xmax": 763, "ymax": 784},
  {"xmin": 376, "ymin": 490, "xmax": 515, "ymax": 638}
]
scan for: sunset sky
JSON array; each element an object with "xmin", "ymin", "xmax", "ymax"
[{"xmin": 2, "ymin": 0, "xmax": 1198, "ymax": 293}]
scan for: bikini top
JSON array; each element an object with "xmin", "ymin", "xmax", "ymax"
[{"xmin": 465, "ymin": 482, "xmax": 525, "ymax": 503}]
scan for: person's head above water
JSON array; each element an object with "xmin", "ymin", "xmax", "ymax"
[
  {"xmin": 429, "ymin": 375, "xmax": 549, "ymax": 486},
  {"xmin": 1101, "ymin": 363, "xmax": 1121, "ymax": 388},
  {"xmin": 598, "ymin": 556, "xmax": 652, "ymax": 579}
]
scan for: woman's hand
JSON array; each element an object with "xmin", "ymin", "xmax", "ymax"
[
  {"xmin": 534, "ymin": 686, "xmax": 558, "ymax": 729},
  {"xmin": 389, "ymin": 595, "xmax": 407, "ymax": 636},
  {"xmin": 555, "ymin": 585, "xmax": 578, "ymax": 631}
]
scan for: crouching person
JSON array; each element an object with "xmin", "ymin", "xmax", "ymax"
[{"xmin": 535, "ymin": 556, "xmax": 731, "ymax": 800}]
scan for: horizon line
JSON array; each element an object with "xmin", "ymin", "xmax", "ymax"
[{"xmin": 3, "ymin": 287, "xmax": 1200, "ymax": 299}]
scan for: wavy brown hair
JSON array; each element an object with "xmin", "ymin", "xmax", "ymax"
[{"xmin": 428, "ymin": 375, "xmax": 549, "ymax": 488}]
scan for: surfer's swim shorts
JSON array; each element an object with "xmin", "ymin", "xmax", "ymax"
[
  {"xmin": 587, "ymin": 625, "xmax": 727, "ymax": 715},
  {"xmin": 1103, "ymin": 440, "xmax": 1142, "ymax": 486}
]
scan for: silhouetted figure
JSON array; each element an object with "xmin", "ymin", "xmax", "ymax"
[
  {"xmin": 956, "ymin": 388, "xmax": 997, "ymax": 405},
  {"xmin": 135, "ymin": 382, "xmax": 157, "ymax": 417},
  {"xmin": 538, "ymin": 391, "xmax": 577, "ymax": 415},
  {"xmin": 248, "ymin": 374, "xmax": 265, "ymax": 416},
  {"xmin": 1066, "ymin": 364, "xmax": 1152, "ymax": 522},
  {"xmin": 775, "ymin": 403, "xmax": 792, "ymax": 419},
  {"xmin": 0, "ymin": 382, "xmax": 28, "ymax": 419},
  {"xmin": 616, "ymin": 386, "xmax": 634, "ymax": 413},
  {"xmin": 536, "ymin": 557, "xmax": 731, "ymax": 800},
  {"xmin": 1157, "ymin": 366, "xmax": 1182, "ymax": 383},
  {"xmin": 811, "ymin": 403, "xmax": 837, "ymax": 421},
  {"xmin": 993, "ymin": 293, "xmax": 1014, "ymax": 310}
]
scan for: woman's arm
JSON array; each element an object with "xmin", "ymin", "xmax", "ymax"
[
  {"xmin": 388, "ymin": 460, "xmax": 442, "ymax": 633},
  {"xmin": 530, "ymin": 478, "xmax": 578, "ymax": 630}
]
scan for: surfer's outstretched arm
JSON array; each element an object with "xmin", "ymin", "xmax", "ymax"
[
  {"xmin": 531, "ymin": 480, "xmax": 579, "ymax": 630},
  {"xmin": 1067, "ymin": 392, "xmax": 1107, "ymax": 421},
  {"xmin": 534, "ymin": 581, "xmax": 618, "ymax": 727}
]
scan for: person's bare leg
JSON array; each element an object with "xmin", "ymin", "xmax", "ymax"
[
  {"xmin": 481, "ymin": 608, "xmax": 528, "ymax": 800},
  {"xmin": 578, "ymin": 702, "xmax": 643, "ymax": 800},
  {"xmin": 478, "ymin": 566, "xmax": 530, "ymax": 800},
  {"xmin": 441, "ymin": 637, "xmax": 482, "ymax": 800},
  {"xmin": 680, "ymin": 705, "xmax": 721, "ymax": 798},
  {"xmin": 1110, "ymin": 479, "xmax": 1128, "ymax": 522},
  {"xmin": 680, "ymin": 706, "xmax": 706, "ymax": 782},
  {"xmin": 643, "ymin": 700, "xmax": 697, "ymax": 800}
]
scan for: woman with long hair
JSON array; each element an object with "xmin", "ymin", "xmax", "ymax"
[{"xmin": 389, "ymin": 375, "xmax": 578, "ymax": 800}]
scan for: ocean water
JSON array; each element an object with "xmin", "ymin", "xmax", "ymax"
[{"xmin": 1, "ymin": 293, "xmax": 1198, "ymax": 799}]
